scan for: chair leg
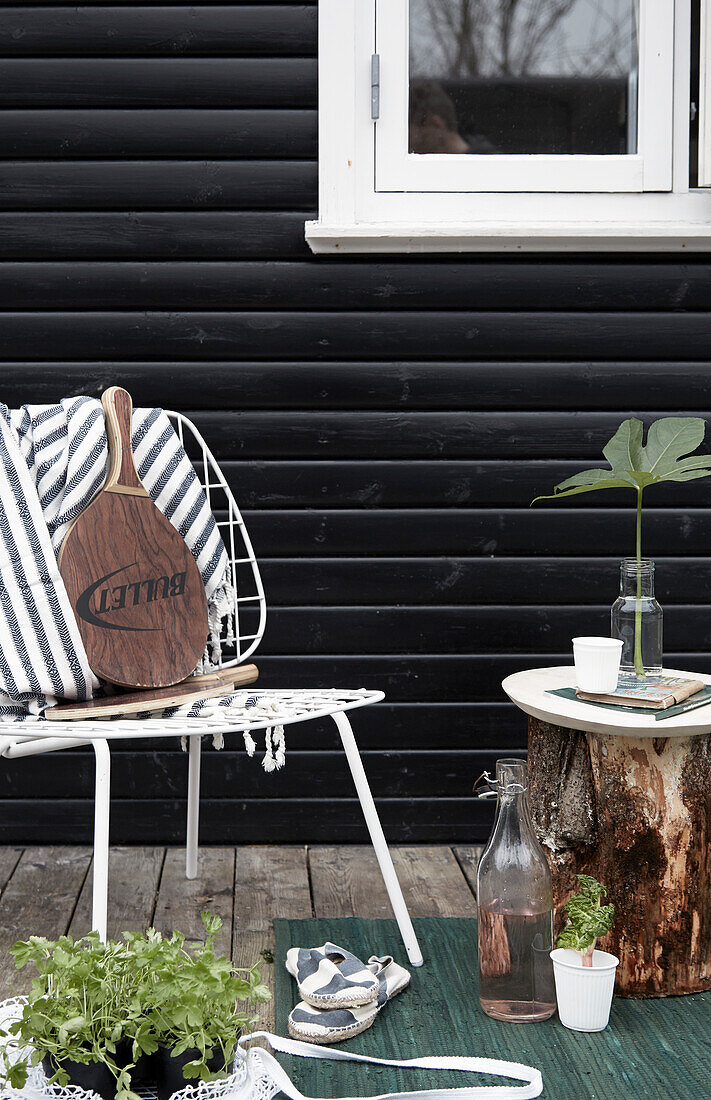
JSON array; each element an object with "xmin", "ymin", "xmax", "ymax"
[
  {"xmin": 185, "ymin": 734, "xmax": 202, "ymax": 880},
  {"xmin": 91, "ymin": 739, "xmax": 111, "ymax": 942},
  {"xmin": 332, "ymin": 711, "xmax": 424, "ymax": 967}
]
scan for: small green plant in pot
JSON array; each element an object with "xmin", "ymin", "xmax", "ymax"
[
  {"xmin": 533, "ymin": 416, "xmax": 711, "ymax": 677},
  {"xmin": 2, "ymin": 933, "xmax": 150, "ymax": 1100},
  {"xmin": 142, "ymin": 912, "xmax": 270, "ymax": 1100},
  {"xmin": 555, "ymin": 874, "xmax": 614, "ymax": 966},
  {"xmin": 550, "ymin": 875, "xmax": 618, "ymax": 1032}
]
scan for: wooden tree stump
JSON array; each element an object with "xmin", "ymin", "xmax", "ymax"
[{"xmin": 528, "ymin": 716, "xmax": 711, "ymax": 997}]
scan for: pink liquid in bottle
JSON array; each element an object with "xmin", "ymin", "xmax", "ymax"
[
  {"xmin": 478, "ymin": 906, "xmax": 556, "ymax": 1022},
  {"xmin": 477, "ymin": 759, "xmax": 556, "ymax": 1023}
]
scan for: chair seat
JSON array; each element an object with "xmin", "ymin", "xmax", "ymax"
[
  {"xmin": 0, "ymin": 688, "xmax": 385, "ymax": 744},
  {"xmin": 0, "ymin": 408, "xmax": 422, "ymax": 965}
]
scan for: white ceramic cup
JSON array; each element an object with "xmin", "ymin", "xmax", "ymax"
[
  {"xmin": 572, "ymin": 637, "xmax": 623, "ymax": 693},
  {"xmin": 550, "ymin": 948, "xmax": 619, "ymax": 1032}
]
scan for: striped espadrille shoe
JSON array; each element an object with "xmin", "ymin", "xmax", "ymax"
[
  {"xmin": 285, "ymin": 942, "xmax": 380, "ymax": 1009},
  {"xmin": 287, "ymin": 954, "xmax": 410, "ymax": 1044}
]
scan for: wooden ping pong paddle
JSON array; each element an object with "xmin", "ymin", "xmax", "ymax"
[
  {"xmin": 58, "ymin": 387, "xmax": 209, "ymax": 689},
  {"xmin": 45, "ymin": 664, "xmax": 259, "ymax": 721}
]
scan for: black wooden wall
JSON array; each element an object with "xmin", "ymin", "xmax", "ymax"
[{"xmin": 2, "ymin": 3, "xmax": 711, "ymax": 844}]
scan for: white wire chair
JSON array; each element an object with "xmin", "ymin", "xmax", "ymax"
[{"xmin": 0, "ymin": 412, "xmax": 423, "ymax": 967}]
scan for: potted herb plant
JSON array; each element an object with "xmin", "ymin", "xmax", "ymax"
[
  {"xmin": 533, "ymin": 416, "xmax": 711, "ymax": 678},
  {"xmin": 550, "ymin": 874, "xmax": 617, "ymax": 1032},
  {"xmin": 0, "ymin": 913, "xmax": 269, "ymax": 1100},
  {"xmin": 4, "ymin": 932, "xmax": 149, "ymax": 1100},
  {"xmin": 141, "ymin": 913, "xmax": 270, "ymax": 1100}
]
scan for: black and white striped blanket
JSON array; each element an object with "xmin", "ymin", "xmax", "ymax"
[{"xmin": 0, "ymin": 397, "xmax": 235, "ymax": 719}]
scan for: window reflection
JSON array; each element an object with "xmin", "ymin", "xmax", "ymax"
[
  {"xmin": 409, "ymin": 0, "xmax": 639, "ymax": 155},
  {"xmin": 410, "ymin": 81, "xmax": 498, "ymax": 153}
]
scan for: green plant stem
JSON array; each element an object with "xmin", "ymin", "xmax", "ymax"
[{"xmin": 634, "ymin": 488, "xmax": 644, "ymax": 678}]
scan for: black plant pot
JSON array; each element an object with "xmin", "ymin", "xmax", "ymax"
[
  {"xmin": 114, "ymin": 1038, "xmax": 159, "ymax": 1087},
  {"xmin": 156, "ymin": 1043, "xmax": 231, "ymax": 1100},
  {"xmin": 42, "ymin": 1054, "xmax": 117, "ymax": 1100}
]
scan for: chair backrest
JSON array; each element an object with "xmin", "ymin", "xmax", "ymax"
[{"xmin": 167, "ymin": 410, "xmax": 266, "ymax": 668}]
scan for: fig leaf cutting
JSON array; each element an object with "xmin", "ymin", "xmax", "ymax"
[{"xmin": 532, "ymin": 417, "xmax": 711, "ymax": 676}]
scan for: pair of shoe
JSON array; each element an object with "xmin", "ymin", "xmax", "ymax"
[{"xmin": 286, "ymin": 942, "xmax": 410, "ymax": 1044}]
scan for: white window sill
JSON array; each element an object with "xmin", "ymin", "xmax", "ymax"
[{"xmin": 305, "ymin": 220, "xmax": 711, "ymax": 254}]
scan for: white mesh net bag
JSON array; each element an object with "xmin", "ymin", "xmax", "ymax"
[{"xmin": 0, "ymin": 997, "xmax": 541, "ymax": 1100}]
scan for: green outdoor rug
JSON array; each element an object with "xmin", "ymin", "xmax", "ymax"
[{"xmin": 273, "ymin": 917, "xmax": 711, "ymax": 1099}]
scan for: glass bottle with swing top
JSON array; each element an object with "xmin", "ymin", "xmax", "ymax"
[{"xmin": 476, "ymin": 758, "xmax": 556, "ymax": 1022}]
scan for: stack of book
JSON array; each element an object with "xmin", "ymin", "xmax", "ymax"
[{"xmin": 576, "ymin": 676, "xmax": 708, "ymax": 714}]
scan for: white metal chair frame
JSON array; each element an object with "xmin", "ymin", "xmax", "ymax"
[{"xmin": 0, "ymin": 413, "xmax": 423, "ymax": 967}]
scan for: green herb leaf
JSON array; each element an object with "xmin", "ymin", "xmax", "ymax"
[
  {"xmin": 8, "ymin": 1062, "xmax": 28, "ymax": 1089},
  {"xmin": 575, "ymin": 874, "xmax": 606, "ymax": 903},
  {"xmin": 555, "ymin": 874, "xmax": 614, "ymax": 958}
]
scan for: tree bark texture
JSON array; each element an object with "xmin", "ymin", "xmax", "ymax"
[{"xmin": 528, "ymin": 716, "xmax": 711, "ymax": 997}]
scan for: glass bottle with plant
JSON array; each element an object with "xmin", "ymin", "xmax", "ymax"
[
  {"xmin": 555, "ymin": 874, "xmax": 615, "ymax": 967},
  {"xmin": 533, "ymin": 416, "xmax": 711, "ymax": 678}
]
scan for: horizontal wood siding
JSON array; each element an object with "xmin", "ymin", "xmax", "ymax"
[{"xmin": 1, "ymin": 2, "xmax": 711, "ymax": 844}]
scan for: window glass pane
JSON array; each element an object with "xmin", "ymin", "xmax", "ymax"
[
  {"xmin": 690, "ymin": 0, "xmax": 700, "ymax": 187},
  {"xmin": 409, "ymin": 0, "xmax": 639, "ymax": 155}
]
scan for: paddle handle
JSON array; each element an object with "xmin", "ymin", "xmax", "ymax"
[
  {"xmin": 102, "ymin": 386, "xmax": 145, "ymax": 494},
  {"xmin": 188, "ymin": 663, "xmax": 260, "ymax": 690}
]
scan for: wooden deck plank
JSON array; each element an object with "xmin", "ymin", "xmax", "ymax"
[
  {"xmin": 0, "ymin": 847, "xmax": 91, "ymax": 994},
  {"xmin": 153, "ymin": 847, "xmax": 234, "ymax": 956},
  {"xmin": 309, "ymin": 845, "xmax": 393, "ymax": 917},
  {"xmin": 0, "ymin": 848, "xmax": 23, "ymax": 898},
  {"xmin": 309, "ymin": 845, "xmax": 476, "ymax": 920},
  {"xmin": 234, "ymin": 846, "xmax": 312, "ymax": 934},
  {"xmin": 453, "ymin": 845, "xmax": 484, "ymax": 903},
  {"xmin": 232, "ymin": 847, "xmax": 312, "ymax": 967},
  {"xmin": 391, "ymin": 846, "xmax": 476, "ymax": 918},
  {"xmin": 68, "ymin": 847, "xmax": 164, "ymax": 940},
  {"xmin": 233, "ymin": 846, "xmax": 311, "ymax": 1032},
  {"xmin": 234, "ymin": 929, "xmax": 277, "ymax": 1032}
]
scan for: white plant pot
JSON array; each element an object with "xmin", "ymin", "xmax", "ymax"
[
  {"xmin": 572, "ymin": 637, "xmax": 623, "ymax": 693},
  {"xmin": 550, "ymin": 948, "xmax": 619, "ymax": 1032}
]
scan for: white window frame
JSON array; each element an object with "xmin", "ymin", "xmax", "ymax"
[
  {"xmin": 699, "ymin": 0, "xmax": 711, "ymax": 185},
  {"xmin": 376, "ymin": 0, "xmax": 671, "ymax": 194},
  {"xmin": 306, "ymin": 0, "xmax": 711, "ymax": 253}
]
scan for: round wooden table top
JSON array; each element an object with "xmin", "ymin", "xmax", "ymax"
[{"xmin": 502, "ymin": 665, "xmax": 711, "ymax": 738}]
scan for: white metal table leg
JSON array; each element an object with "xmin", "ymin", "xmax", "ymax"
[
  {"xmin": 332, "ymin": 711, "xmax": 424, "ymax": 967},
  {"xmin": 185, "ymin": 734, "xmax": 201, "ymax": 879},
  {"xmin": 91, "ymin": 739, "xmax": 111, "ymax": 942}
]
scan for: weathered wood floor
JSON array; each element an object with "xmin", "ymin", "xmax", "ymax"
[{"xmin": 0, "ymin": 846, "xmax": 481, "ymax": 1026}]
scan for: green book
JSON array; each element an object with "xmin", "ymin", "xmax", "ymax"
[{"xmin": 547, "ymin": 683, "xmax": 711, "ymax": 721}]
